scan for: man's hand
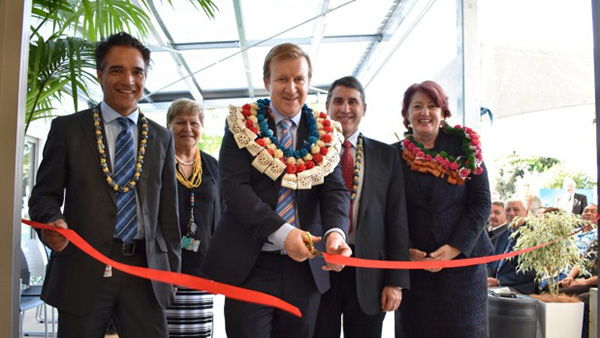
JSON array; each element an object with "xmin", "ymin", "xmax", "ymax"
[
  {"xmin": 409, "ymin": 248, "xmax": 441, "ymax": 273},
  {"xmin": 322, "ymin": 231, "xmax": 352, "ymax": 272},
  {"xmin": 41, "ymin": 219, "xmax": 69, "ymax": 252},
  {"xmin": 381, "ymin": 286, "xmax": 402, "ymax": 312},
  {"xmin": 487, "ymin": 277, "xmax": 500, "ymax": 287},
  {"xmin": 559, "ymin": 277, "xmax": 574, "ymax": 287},
  {"xmin": 284, "ymin": 228, "xmax": 320, "ymax": 262}
]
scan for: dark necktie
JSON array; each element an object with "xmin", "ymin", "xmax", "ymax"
[
  {"xmin": 341, "ymin": 140, "xmax": 354, "ymax": 233},
  {"xmin": 276, "ymin": 119, "xmax": 295, "ymax": 226},
  {"xmin": 114, "ymin": 117, "xmax": 137, "ymax": 243}
]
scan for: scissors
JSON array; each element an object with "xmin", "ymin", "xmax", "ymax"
[{"xmin": 303, "ymin": 231, "xmax": 322, "ymax": 256}]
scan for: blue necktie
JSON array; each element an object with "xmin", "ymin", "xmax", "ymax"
[
  {"xmin": 114, "ymin": 117, "xmax": 137, "ymax": 243},
  {"xmin": 276, "ymin": 119, "xmax": 295, "ymax": 226}
]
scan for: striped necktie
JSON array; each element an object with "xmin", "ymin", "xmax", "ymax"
[
  {"xmin": 276, "ymin": 119, "xmax": 295, "ymax": 226},
  {"xmin": 114, "ymin": 117, "xmax": 137, "ymax": 243},
  {"xmin": 341, "ymin": 140, "xmax": 354, "ymax": 233}
]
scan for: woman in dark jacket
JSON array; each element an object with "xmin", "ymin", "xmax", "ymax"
[
  {"xmin": 165, "ymin": 98, "xmax": 221, "ymax": 338},
  {"xmin": 393, "ymin": 81, "xmax": 492, "ymax": 337}
]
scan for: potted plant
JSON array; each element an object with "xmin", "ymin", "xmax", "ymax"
[{"xmin": 512, "ymin": 210, "xmax": 590, "ymax": 338}]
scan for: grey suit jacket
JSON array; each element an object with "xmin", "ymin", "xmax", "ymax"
[
  {"xmin": 28, "ymin": 107, "xmax": 181, "ymax": 315},
  {"xmin": 353, "ymin": 136, "xmax": 410, "ymax": 315}
]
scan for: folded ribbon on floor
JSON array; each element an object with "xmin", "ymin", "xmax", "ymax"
[{"xmin": 22, "ymin": 219, "xmax": 302, "ymax": 318}]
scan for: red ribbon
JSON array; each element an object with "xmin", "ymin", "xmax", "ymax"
[
  {"xmin": 22, "ymin": 219, "xmax": 302, "ymax": 318},
  {"xmin": 323, "ymin": 227, "xmax": 585, "ymax": 269}
]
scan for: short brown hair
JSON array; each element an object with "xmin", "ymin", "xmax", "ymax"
[
  {"xmin": 166, "ymin": 98, "xmax": 204, "ymax": 126},
  {"xmin": 263, "ymin": 43, "xmax": 312, "ymax": 82},
  {"xmin": 401, "ymin": 80, "xmax": 452, "ymax": 130},
  {"xmin": 492, "ymin": 201, "xmax": 505, "ymax": 209}
]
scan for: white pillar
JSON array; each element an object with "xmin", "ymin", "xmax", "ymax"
[
  {"xmin": 456, "ymin": 0, "xmax": 480, "ymax": 129},
  {"xmin": 0, "ymin": 0, "xmax": 31, "ymax": 336}
]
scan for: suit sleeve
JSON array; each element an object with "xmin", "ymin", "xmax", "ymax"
[
  {"xmin": 384, "ymin": 148, "xmax": 410, "ymax": 288},
  {"xmin": 159, "ymin": 133, "xmax": 181, "ymax": 273},
  {"xmin": 218, "ymin": 124, "xmax": 288, "ymax": 241},
  {"xmin": 447, "ymin": 162, "xmax": 492, "ymax": 257},
  {"xmin": 28, "ymin": 117, "xmax": 68, "ymax": 226}
]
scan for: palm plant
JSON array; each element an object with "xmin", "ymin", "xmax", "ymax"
[{"xmin": 26, "ymin": 0, "xmax": 218, "ymax": 133}]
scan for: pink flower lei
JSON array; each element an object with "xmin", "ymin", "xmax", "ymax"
[{"xmin": 401, "ymin": 121, "xmax": 484, "ymax": 185}]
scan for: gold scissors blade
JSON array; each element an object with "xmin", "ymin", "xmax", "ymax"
[{"xmin": 303, "ymin": 231, "xmax": 323, "ymax": 256}]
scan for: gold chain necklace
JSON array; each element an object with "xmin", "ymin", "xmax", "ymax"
[
  {"xmin": 176, "ymin": 147, "xmax": 202, "ymax": 189},
  {"xmin": 93, "ymin": 108, "xmax": 148, "ymax": 193}
]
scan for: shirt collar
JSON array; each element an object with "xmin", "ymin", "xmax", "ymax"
[
  {"xmin": 345, "ymin": 130, "xmax": 360, "ymax": 148},
  {"xmin": 100, "ymin": 101, "xmax": 139, "ymax": 125},
  {"xmin": 270, "ymin": 103, "xmax": 301, "ymax": 127}
]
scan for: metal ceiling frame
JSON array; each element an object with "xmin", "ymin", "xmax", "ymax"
[
  {"xmin": 141, "ymin": 0, "xmax": 356, "ymax": 102},
  {"xmin": 232, "ymin": 0, "xmax": 255, "ymax": 98},
  {"xmin": 141, "ymin": 0, "xmax": 205, "ymax": 102}
]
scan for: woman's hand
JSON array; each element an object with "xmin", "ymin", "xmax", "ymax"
[
  {"xmin": 427, "ymin": 245, "xmax": 461, "ymax": 273},
  {"xmin": 429, "ymin": 245, "xmax": 461, "ymax": 261},
  {"xmin": 409, "ymin": 248, "xmax": 441, "ymax": 273}
]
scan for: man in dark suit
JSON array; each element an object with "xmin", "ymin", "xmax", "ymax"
[
  {"xmin": 313, "ymin": 76, "xmax": 409, "ymax": 338},
  {"xmin": 487, "ymin": 200, "xmax": 508, "ymax": 244},
  {"xmin": 28, "ymin": 32, "xmax": 181, "ymax": 337},
  {"xmin": 555, "ymin": 177, "xmax": 588, "ymax": 214},
  {"xmin": 202, "ymin": 43, "xmax": 352, "ymax": 338},
  {"xmin": 488, "ymin": 200, "xmax": 537, "ymax": 294}
]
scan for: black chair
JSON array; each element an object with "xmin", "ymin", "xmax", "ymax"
[{"xmin": 19, "ymin": 236, "xmax": 55, "ymax": 337}]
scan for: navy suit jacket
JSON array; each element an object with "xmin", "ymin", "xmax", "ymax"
[
  {"xmin": 352, "ymin": 137, "xmax": 409, "ymax": 315},
  {"xmin": 487, "ymin": 227, "xmax": 538, "ymax": 295},
  {"xmin": 393, "ymin": 131, "xmax": 492, "ymax": 259},
  {"xmin": 28, "ymin": 107, "xmax": 181, "ymax": 315},
  {"xmin": 203, "ymin": 114, "xmax": 350, "ymax": 293}
]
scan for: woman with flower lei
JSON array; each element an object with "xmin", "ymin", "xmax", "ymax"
[{"xmin": 392, "ymin": 80, "xmax": 492, "ymax": 338}]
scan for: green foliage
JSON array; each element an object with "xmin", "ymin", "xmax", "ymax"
[
  {"xmin": 27, "ymin": 37, "xmax": 96, "ymax": 132},
  {"xmin": 539, "ymin": 163, "xmax": 596, "ymax": 189},
  {"xmin": 26, "ymin": 0, "xmax": 218, "ymax": 132},
  {"xmin": 512, "ymin": 212, "xmax": 587, "ymax": 297},
  {"xmin": 494, "ymin": 155, "xmax": 560, "ymax": 199},
  {"xmin": 198, "ymin": 133, "xmax": 222, "ymax": 158}
]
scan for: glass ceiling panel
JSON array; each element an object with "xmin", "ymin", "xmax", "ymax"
[
  {"xmin": 144, "ymin": 51, "xmax": 191, "ymax": 93},
  {"xmin": 323, "ymin": 1, "xmax": 393, "ymax": 36},
  {"xmin": 311, "ymin": 41, "xmax": 371, "ymax": 85},
  {"xmin": 183, "ymin": 48, "xmax": 249, "ymax": 90},
  {"xmin": 153, "ymin": 0, "xmax": 239, "ymax": 43},
  {"xmin": 241, "ymin": 0, "xmax": 321, "ymax": 41}
]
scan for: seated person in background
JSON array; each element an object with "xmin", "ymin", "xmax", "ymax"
[
  {"xmin": 540, "ymin": 204, "xmax": 597, "ymax": 291},
  {"xmin": 487, "ymin": 200, "xmax": 538, "ymax": 294},
  {"xmin": 559, "ymin": 238, "xmax": 597, "ymax": 338},
  {"xmin": 574, "ymin": 204, "xmax": 598, "ymax": 255},
  {"xmin": 487, "ymin": 201, "xmax": 507, "ymax": 242},
  {"xmin": 559, "ymin": 239, "xmax": 598, "ymax": 294}
]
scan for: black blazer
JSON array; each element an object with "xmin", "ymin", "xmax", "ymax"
[
  {"xmin": 203, "ymin": 115, "xmax": 350, "ymax": 293},
  {"xmin": 353, "ymin": 137, "xmax": 410, "ymax": 315},
  {"xmin": 487, "ymin": 228, "xmax": 537, "ymax": 295},
  {"xmin": 393, "ymin": 131, "xmax": 492, "ymax": 259},
  {"xmin": 28, "ymin": 107, "xmax": 181, "ymax": 315},
  {"xmin": 573, "ymin": 193, "xmax": 588, "ymax": 215}
]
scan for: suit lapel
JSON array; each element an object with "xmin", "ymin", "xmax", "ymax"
[
  {"xmin": 136, "ymin": 119, "xmax": 155, "ymax": 208},
  {"xmin": 357, "ymin": 136, "xmax": 374, "ymax": 226}
]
